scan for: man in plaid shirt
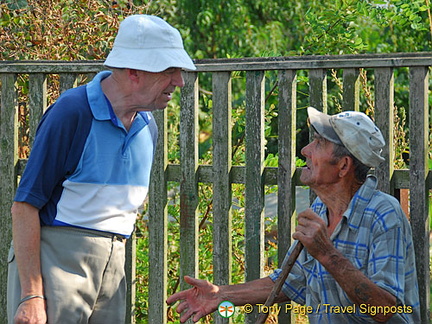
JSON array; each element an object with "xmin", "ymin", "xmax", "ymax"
[{"xmin": 167, "ymin": 107, "xmax": 420, "ymax": 323}]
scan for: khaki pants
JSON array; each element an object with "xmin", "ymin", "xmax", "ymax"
[{"xmin": 7, "ymin": 226, "xmax": 127, "ymax": 324}]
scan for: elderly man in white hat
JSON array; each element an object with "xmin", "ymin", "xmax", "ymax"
[
  {"xmin": 167, "ymin": 107, "xmax": 420, "ymax": 323},
  {"xmin": 8, "ymin": 15, "xmax": 195, "ymax": 324}
]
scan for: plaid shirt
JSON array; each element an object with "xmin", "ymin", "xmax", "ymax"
[{"xmin": 270, "ymin": 176, "xmax": 420, "ymax": 323}]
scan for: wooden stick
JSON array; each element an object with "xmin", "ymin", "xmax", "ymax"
[{"xmin": 255, "ymin": 241, "xmax": 304, "ymax": 324}]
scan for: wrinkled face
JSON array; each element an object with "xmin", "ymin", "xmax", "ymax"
[
  {"xmin": 133, "ymin": 67, "xmax": 185, "ymax": 111},
  {"xmin": 300, "ymin": 133, "xmax": 341, "ymax": 188}
]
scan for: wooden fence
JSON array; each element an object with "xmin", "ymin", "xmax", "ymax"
[{"xmin": 0, "ymin": 53, "xmax": 431, "ymax": 323}]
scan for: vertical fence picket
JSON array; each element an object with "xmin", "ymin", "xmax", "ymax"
[
  {"xmin": 179, "ymin": 71, "xmax": 199, "ymax": 317},
  {"xmin": 374, "ymin": 67, "xmax": 395, "ymax": 195},
  {"xmin": 342, "ymin": 68, "xmax": 360, "ymax": 111},
  {"xmin": 309, "ymin": 69, "xmax": 327, "ymax": 112},
  {"xmin": 84, "ymin": 73, "xmax": 97, "ymax": 84},
  {"xmin": 59, "ymin": 73, "xmax": 78, "ymax": 93},
  {"xmin": 308, "ymin": 68, "xmax": 327, "ymax": 204},
  {"xmin": 0, "ymin": 73, "xmax": 18, "ymax": 320},
  {"xmin": 244, "ymin": 70, "xmax": 265, "ymax": 323},
  {"xmin": 408, "ymin": 66, "xmax": 430, "ymax": 323},
  {"xmin": 277, "ymin": 69, "xmax": 297, "ymax": 323},
  {"xmin": 148, "ymin": 109, "xmax": 168, "ymax": 323},
  {"xmin": 212, "ymin": 72, "xmax": 233, "ymax": 324},
  {"xmin": 28, "ymin": 73, "xmax": 47, "ymax": 146},
  {"xmin": 277, "ymin": 69, "xmax": 298, "ymax": 261},
  {"xmin": 125, "ymin": 233, "xmax": 136, "ymax": 324}
]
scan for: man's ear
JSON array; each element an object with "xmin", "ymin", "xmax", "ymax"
[
  {"xmin": 127, "ymin": 68, "xmax": 140, "ymax": 83},
  {"xmin": 338, "ymin": 155, "xmax": 352, "ymax": 177}
]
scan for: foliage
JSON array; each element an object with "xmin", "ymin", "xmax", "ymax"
[
  {"xmin": 2, "ymin": 0, "xmax": 430, "ymax": 157},
  {"xmin": 2, "ymin": 0, "xmax": 432, "ymax": 61},
  {"xmin": 173, "ymin": 0, "xmax": 432, "ymax": 59}
]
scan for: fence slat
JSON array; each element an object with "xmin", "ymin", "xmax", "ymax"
[
  {"xmin": 277, "ymin": 69, "xmax": 297, "ymax": 261},
  {"xmin": 59, "ymin": 73, "xmax": 78, "ymax": 93},
  {"xmin": 277, "ymin": 70, "xmax": 297, "ymax": 323},
  {"xmin": 245, "ymin": 70, "xmax": 265, "ymax": 323},
  {"xmin": 342, "ymin": 68, "xmax": 360, "ymax": 111},
  {"xmin": 148, "ymin": 109, "xmax": 169, "ymax": 323},
  {"xmin": 28, "ymin": 73, "xmax": 47, "ymax": 146},
  {"xmin": 0, "ymin": 73, "xmax": 18, "ymax": 320},
  {"xmin": 408, "ymin": 66, "xmax": 430, "ymax": 323},
  {"xmin": 309, "ymin": 69, "xmax": 327, "ymax": 112},
  {"xmin": 179, "ymin": 72, "xmax": 199, "ymax": 303},
  {"xmin": 374, "ymin": 67, "xmax": 395, "ymax": 195},
  {"xmin": 125, "ymin": 233, "xmax": 136, "ymax": 324},
  {"xmin": 212, "ymin": 72, "xmax": 233, "ymax": 324},
  {"xmin": 308, "ymin": 69, "xmax": 327, "ymax": 204}
]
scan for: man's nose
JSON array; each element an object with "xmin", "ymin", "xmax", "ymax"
[
  {"xmin": 172, "ymin": 70, "xmax": 185, "ymax": 87},
  {"xmin": 301, "ymin": 142, "xmax": 312, "ymax": 158}
]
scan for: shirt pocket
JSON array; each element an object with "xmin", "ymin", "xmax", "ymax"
[{"xmin": 337, "ymin": 241, "xmax": 369, "ymax": 272}]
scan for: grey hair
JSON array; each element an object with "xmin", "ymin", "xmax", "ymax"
[{"xmin": 331, "ymin": 143, "xmax": 370, "ymax": 183}]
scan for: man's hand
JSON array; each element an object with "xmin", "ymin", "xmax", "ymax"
[
  {"xmin": 167, "ymin": 276, "xmax": 221, "ymax": 323},
  {"xmin": 292, "ymin": 208, "xmax": 334, "ymax": 260},
  {"xmin": 14, "ymin": 298, "xmax": 47, "ymax": 324},
  {"xmin": 11, "ymin": 201, "xmax": 45, "ymax": 324}
]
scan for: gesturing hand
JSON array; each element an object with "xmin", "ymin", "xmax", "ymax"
[{"xmin": 166, "ymin": 276, "xmax": 221, "ymax": 323}]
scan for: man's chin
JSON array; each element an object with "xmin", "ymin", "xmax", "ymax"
[
  {"xmin": 156, "ymin": 104, "xmax": 169, "ymax": 110},
  {"xmin": 144, "ymin": 103, "xmax": 169, "ymax": 111},
  {"xmin": 299, "ymin": 169, "xmax": 311, "ymax": 186}
]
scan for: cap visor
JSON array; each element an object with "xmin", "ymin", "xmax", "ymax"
[{"xmin": 307, "ymin": 107, "xmax": 342, "ymax": 144}]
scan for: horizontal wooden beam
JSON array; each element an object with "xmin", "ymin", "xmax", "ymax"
[
  {"xmin": 17, "ymin": 158, "xmax": 425, "ymax": 189},
  {"xmin": 2, "ymin": 52, "xmax": 432, "ymax": 73}
]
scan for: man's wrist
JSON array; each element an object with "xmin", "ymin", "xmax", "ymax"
[{"xmin": 18, "ymin": 294, "xmax": 46, "ymax": 306}]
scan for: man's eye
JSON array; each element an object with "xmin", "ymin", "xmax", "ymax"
[{"xmin": 164, "ymin": 68, "xmax": 177, "ymax": 74}]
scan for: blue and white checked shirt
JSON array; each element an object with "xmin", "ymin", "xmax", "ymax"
[{"xmin": 270, "ymin": 176, "xmax": 420, "ymax": 323}]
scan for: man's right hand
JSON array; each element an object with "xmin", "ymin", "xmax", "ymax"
[
  {"xmin": 166, "ymin": 276, "xmax": 221, "ymax": 323},
  {"xmin": 14, "ymin": 298, "xmax": 47, "ymax": 324}
]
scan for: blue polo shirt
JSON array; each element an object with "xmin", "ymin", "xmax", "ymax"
[{"xmin": 14, "ymin": 71, "xmax": 157, "ymax": 237}]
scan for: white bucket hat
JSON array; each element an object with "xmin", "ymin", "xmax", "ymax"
[
  {"xmin": 307, "ymin": 107, "xmax": 385, "ymax": 167},
  {"xmin": 104, "ymin": 15, "xmax": 196, "ymax": 72}
]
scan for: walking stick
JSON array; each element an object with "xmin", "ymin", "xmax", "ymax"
[{"xmin": 255, "ymin": 241, "xmax": 304, "ymax": 324}]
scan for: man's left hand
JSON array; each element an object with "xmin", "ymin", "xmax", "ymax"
[{"xmin": 292, "ymin": 208, "xmax": 334, "ymax": 260}]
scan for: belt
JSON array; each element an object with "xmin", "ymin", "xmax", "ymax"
[
  {"xmin": 50, "ymin": 226, "xmax": 128, "ymax": 243},
  {"xmin": 100, "ymin": 231, "xmax": 127, "ymax": 243}
]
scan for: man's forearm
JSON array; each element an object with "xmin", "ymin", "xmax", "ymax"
[
  {"xmin": 219, "ymin": 277, "xmax": 289, "ymax": 306},
  {"xmin": 320, "ymin": 248, "xmax": 396, "ymax": 322},
  {"xmin": 11, "ymin": 202, "xmax": 44, "ymax": 297}
]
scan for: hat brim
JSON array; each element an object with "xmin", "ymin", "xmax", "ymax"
[
  {"xmin": 307, "ymin": 107, "xmax": 342, "ymax": 145},
  {"xmin": 104, "ymin": 47, "xmax": 196, "ymax": 73}
]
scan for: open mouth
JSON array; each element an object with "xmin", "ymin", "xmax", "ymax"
[{"xmin": 304, "ymin": 162, "xmax": 311, "ymax": 170}]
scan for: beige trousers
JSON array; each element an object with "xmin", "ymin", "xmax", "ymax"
[{"xmin": 7, "ymin": 226, "xmax": 127, "ymax": 324}]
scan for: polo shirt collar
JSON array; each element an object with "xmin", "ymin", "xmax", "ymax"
[
  {"xmin": 86, "ymin": 71, "xmax": 113, "ymax": 121},
  {"xmin": 86, "ymin": 71, "xmax": 149, "ymax": 130}
]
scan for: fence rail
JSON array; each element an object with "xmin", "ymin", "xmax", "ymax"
[{"xmin": 0, "ymin": 53, "xmax": 431, "ymax": 323}]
